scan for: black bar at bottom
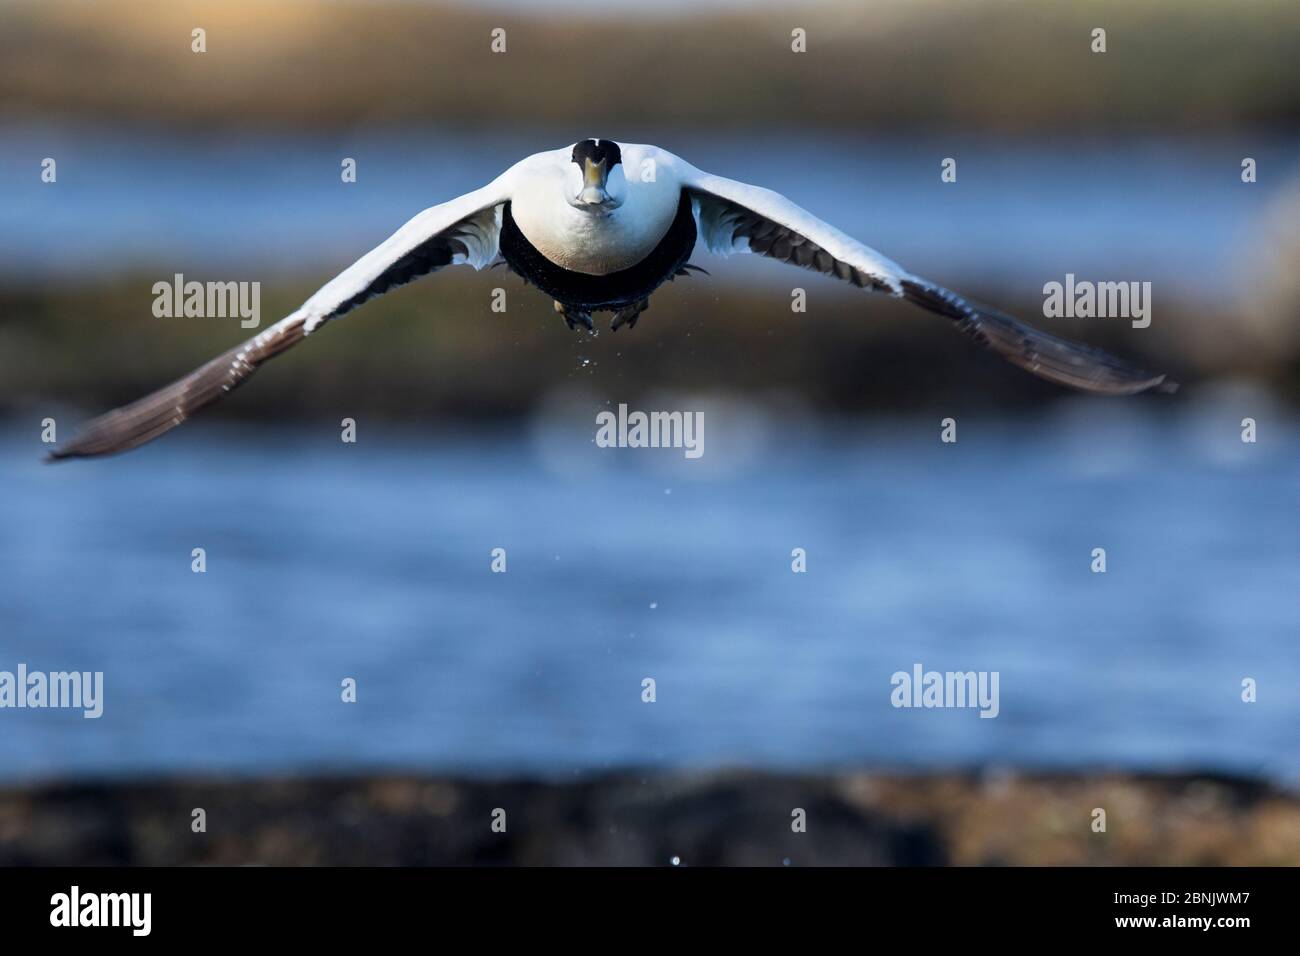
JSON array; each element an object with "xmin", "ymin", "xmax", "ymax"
[{"xmin": 0, "ymin": 866, "xmax": 1287, "ymax": 942}]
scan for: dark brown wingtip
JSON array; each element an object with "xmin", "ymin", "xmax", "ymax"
[
  {"xmin": 45, "ymin": 442, "xmax": 87, "ymax": 463},
  {"xmin": 899, "ymin": 278, "xmax": 1175, "ymax": 397},
  {"xmin": 1122, "ymin": 372, "xmax": 1178, "ymax": 396}
]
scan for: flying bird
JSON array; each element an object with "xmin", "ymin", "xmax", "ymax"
[{"xmin": 49, "ymin": 140, "xmax": 1171, "ymax": 460}]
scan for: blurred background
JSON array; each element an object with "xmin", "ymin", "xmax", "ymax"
[{"xmin": 0, "ymin": 0, "xmax": 1298, "ymax": 865}]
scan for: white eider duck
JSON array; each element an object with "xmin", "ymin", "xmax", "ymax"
[{"xmin": 50, "ymin": 139, "xmax": 1172, "ymax": 459}]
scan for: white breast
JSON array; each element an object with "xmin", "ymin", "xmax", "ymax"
[{"xmin": 509, "ymin": 145, "xmax": 684, "ymax": 276}]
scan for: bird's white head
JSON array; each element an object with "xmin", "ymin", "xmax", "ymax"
[{"xmin": 566, "ymin": 139, "xmax": 626, "ymax": 214}]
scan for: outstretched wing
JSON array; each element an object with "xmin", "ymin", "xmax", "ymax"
[
  {"xmin": 683, "ymin": 169, "xmax": 1171, "ymax": 395},
  {"xmin": 49, "ymin": 179, "xmax": 511, "ymax": 460}
]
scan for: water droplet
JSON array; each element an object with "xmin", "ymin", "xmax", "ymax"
[{"xmin": 670, "ymin": 856, "xmax": 681, "ymax": 866}]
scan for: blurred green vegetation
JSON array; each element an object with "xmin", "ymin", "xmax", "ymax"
[
  {"xmin": 1, "ymin": 0, "xmax": 1297, "ymax": 133},
  {"xmin": 2, "ymin": 271, "xmax": 1228, "ymax": 420}
]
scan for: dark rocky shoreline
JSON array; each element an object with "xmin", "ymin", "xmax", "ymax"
[{"xmin": 2, "ymin": 771, "xmax": 1296, "ymax": 866}]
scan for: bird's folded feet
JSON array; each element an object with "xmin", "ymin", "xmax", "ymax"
[
  {"xmin": 553, "ymin": 300, "xmax": 594, "ymax": 333},
  {"xmin": 610, "ymin": 298, "xmax": 649, "ymax": 332}
]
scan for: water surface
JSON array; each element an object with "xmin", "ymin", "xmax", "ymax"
[
  {"xmin": 1, "ymin": 401, "xmax": 1295, "ymax": 784},
  {"xmin": 2, "ymin": 125, "xmax": 1292, "ymax": 302}
]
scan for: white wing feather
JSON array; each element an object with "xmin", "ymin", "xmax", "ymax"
[
  {"xmin": 51, "ymin": 169, "xmax": 519, "ymax": 459},
  {"xmin": 302, "ymin": 174, "xmax": 514, "ymax": 332}
]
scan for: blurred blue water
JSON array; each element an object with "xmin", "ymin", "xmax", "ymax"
[
  {"xmin": 1, "ymin": 398, "xmax": 1296, "ymax": 784},
  {"xmin": 2, "ymin": 125, "xmax": 1294, "ymax": 300}
]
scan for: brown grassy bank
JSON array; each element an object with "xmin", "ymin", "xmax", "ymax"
[
  {"xmin": 2, "ymin": 0, "xmax": 1298, "ymax": 134},
  {"xmin": 1, "ymin": 770, "xmax": 1297, "ymax": 866}
]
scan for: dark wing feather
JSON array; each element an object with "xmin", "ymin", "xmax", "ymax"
[
  {"xmin": 899, "ymin": 279, "xmax": 1173, "ymax": 395},
  {"xmin": 688, "ymin": 182, "xmax": 1172, "ymax": 395},
  {"xmin": 692, "ymin": 190, "xmax": 895, "ymax": 293},
  {"xmin": 47, "ymin": 320, "xmax": 306, "ymax": 460}
]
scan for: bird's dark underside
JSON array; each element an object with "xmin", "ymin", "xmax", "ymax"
[{"xmin": 498, "ymin": 194, "xmax": 700, "ymax": 331}]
